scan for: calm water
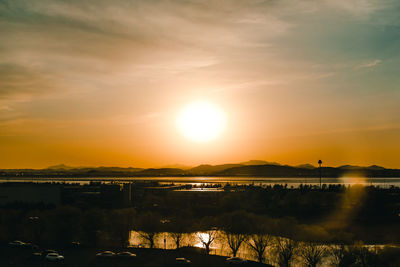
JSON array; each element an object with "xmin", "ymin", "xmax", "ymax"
[{"xmin": 1, "ymin": 176, "xmax": 400, "ymax": 188}]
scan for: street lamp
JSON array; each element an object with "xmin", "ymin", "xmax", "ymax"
[{"xmin": 318, "ymin": 160, "xmax": 322, "ymax": 189}]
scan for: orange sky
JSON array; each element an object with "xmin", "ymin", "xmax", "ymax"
[{"xmin": 1, "ymin": 0, "xmax": 400, "ymax": 169}]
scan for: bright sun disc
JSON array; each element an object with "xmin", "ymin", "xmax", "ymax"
[{"xmin": 177, "ymin": 101, "xmax": 226, "ymax": 142}]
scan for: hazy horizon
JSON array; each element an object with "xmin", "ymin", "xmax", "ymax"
[
  {"xmin": 1, "ymin": 0, "xmax": 400, "ymax": 169},
  {"xmin": 1, "ymin": 159, "xmax": 397, "ymax": 170}
]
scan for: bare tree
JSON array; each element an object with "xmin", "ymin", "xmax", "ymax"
[
  {"xmin": 225, "ymin": 232, "xmax": 247, "ymax": 257},
  {"xmin": 247, "ymin": 233, "xmax": 272, "ymax": 263},
  {"xmin": 138, "ymin": 231, "xmax": 158, "ymax": 248},
  {"xmin": 330, "ymin": 244, "xmax": 346, "ymax": 266},
  {"xmin": 299, "ymin": 242, "xmax": 326, "ymax": 267},
  {"xmin": 170, "ymin": 232, "xmax": 184, "ymax": 249},
  {"xmin": 135, "ymin": 212, "xmax": 161, "ymax": 249},
  {"xmin": 168, "ymin": 216, "xmax": 190, "ymax": 249},
  {"xmin": 274, "ymin": 237, "xmax": 297, "ymax": 267},
  {"xmin": 330, "ymin": 244, "xmax": 358, "ymax": 267},
  {"xmin": 197, "ymin": 229, "xmax": 218, "ymax": 255}
]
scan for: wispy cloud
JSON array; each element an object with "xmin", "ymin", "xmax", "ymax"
[
  {"xmin": 355, "ymin": 59, "xmax": 382, "ymax": 70},
  {"xmin": 1, "ymin": 0, "xmax": 400, "ymax": 167}
]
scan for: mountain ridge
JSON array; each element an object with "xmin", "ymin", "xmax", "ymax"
[{"xmin": 0, "ymin": 161, "xmax": 399, "ymax": 178}]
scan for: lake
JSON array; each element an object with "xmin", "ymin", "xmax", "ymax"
[{"xmin": 1, "ymin": 176, "xmax": 400, "ymax": 188}]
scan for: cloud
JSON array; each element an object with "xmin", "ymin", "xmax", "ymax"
[
  {"xmin": 0, "ymin": 105, "xmax": 11, "ymax": 111},
  {"xmin": 323, "ymin": 0, "xmax": 379, "ymax": 16},
  {"xmin": 0, "ymin": 0, "xmax": 293, "ymax": 100},
  {"xmin": 355, "ymin": 59, "xmax": 382, "ymax": 69},
  {"xmin": 0, "ymin": 64, "xmax": 58, "ymax": 100}
]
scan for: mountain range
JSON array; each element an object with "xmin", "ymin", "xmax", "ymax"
[{"xmin": 1, "ymin": 160, "xmax": 400, "ymax": 178}]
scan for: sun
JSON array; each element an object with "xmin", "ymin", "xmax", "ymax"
[{"xmin": 177, "ymin": 101, "xmax": 226, "ymax": 142}]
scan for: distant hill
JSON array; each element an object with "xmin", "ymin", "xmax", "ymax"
[
  {"xmin": 240, "ymin": 160, "xmax": 280, "ymax": 166},
  {"xmin": 46, "ymin": 164, "xmax": 79, "ymax": 170},
  {"xmin": 188, "ymin": 164, "xmax": 244, "ymax": 175},
  {"xmin": 1, "ymin": 162, "xmax": 400, "ymax": 178},
  {"xmin": 366, "ymin": 165, "xmax": 386, "ymax": 170},
  {"xmin": 214, "ymin": 164, "xmax": 400, "ymax": 178},
  {"xmin": 160, "ymin": 164, "xmax": 193, "ymax": 170},
  {"xmin": 188, "ymin": 160, "xmax": 281, "ymax": 175},
  {"xmin": 295, "ymin": 164, "xmax": 316, "ymax": 169}
]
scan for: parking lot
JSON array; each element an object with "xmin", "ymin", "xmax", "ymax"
[{"xmin": 0, "ymin": 243, "xmax": 271, "ymax": 267}]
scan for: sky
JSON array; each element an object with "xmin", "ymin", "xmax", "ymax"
[{"xmin": 1, "ymin": 0, "xmax": 400, "ymax": 169}]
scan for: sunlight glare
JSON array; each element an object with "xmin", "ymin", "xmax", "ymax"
[{"xmin": 177, "ymin": 101, "xmax": 226, "ymax": 142}]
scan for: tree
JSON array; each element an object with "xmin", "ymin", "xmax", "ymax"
[
  {"xmin": 226, "ymin": 232, "xmax": 247, "ymax": 257},
  {"xmin": 247, "ymin": 233, "xmax": 272, "ymax": 263},
  {"xmin": 168, "ymin": 216, "xmax": 191, "ymax": 249},
  {"xmin": 135, "ymin": 212, "xmax": 161, "ymax": 249},
  {"xmin": 330, "ymin": 244, "xmax": 357, "ymax": 267},
  {"xmin": 197, "ymin": 229, "xmax": 218, "ymax": 255},
  {"xmin": 299, "ymin": 242, "xmax": 326, "ymax": 267},
  {"xmin": 220, "ymin": 210, "xmax": 253, "ymax": 257},
  {"xmin": 170, "ymin": 232, "xmax": 184, "ymax": 249},
  {"xmin": 274, "ymin": 237, "xmax": 297, "ymax": 267}
]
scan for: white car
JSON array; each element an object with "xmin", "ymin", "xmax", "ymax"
[
  {"xmin": 226, "ymin": 257, "xmax": 247, "ymax": 264},
  {"xmin": 8, "ymin": 240, "xmax": 25, "ymax": 247},
  {"xmin": 96, "ymin": 251, "xmax": 116, "ymax": 258},
  {"xmin": 116, "ymin": 251, "xmax": 137, "ymax": 258},
  {"xmin": 176, "ymin": 257, "xmax": 191, "ymax": 265},
  {"xmin": 46, "ymin": 253, "xmax": 64, "ymax": 261}
]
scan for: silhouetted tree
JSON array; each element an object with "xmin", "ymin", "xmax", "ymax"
[
  {"xmin": 136, "ymin": 212, "xmax": 161, "ymax": 249},
  {"xmin": 247, "ymin": 231, "xmax": 272, "ymax": 263},
  {"xmin": 168, "ymin": 216, "xmax": 191, "ymax": 249},
  {"xmin": 330, "ymin": 244, "xmax": 357, "ymax": 267},
  {"xmin": 273, "ymin": 237, "xmax": 297, "ymax": 267},
  {"xmin": 220, "ymin": 211, "xmax": 253, "ymax": 257},
  {"xmin": 197, "ymin": 229, "xmax": 218, "ymax": 255},
  {"xmin": 226, "ymin": 232, "xmax": 247, "ymax": 257},
  {"xmin": 299, "ymin": 242, "xmax": 326, "ymax": 267}
]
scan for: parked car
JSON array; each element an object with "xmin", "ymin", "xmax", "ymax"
[
  {"xmin": 226, "ymin": 257, "xmax": 247, "ymax": 264},
  {"xmin": 45, "ymin": 253, "xmax": 64, "ymax": 261},
  {"xmin": 30, "ymin": 252, "xmax": 43, "ymax": 260},
  {"xmin": 44, "ymin": 249, "xmax": 58, "ymax": 254},
  {"xmin": 116, "ymin": 251, "xmax": 137, "ymax": 258},
  {"xmin": 176, "ymin": 257, "xmax": 191, "ymax": 265},
  {"xmin": 8, "ymin": 240, "xmax": 25, "ymax": 247},
  {"xmin": 96, "ymin": 251, "xmax": 116, "ymax": 258}
]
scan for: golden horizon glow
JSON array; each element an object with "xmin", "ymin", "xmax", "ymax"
[
  {"xmin": 177, "ymin": 101, "xmax": 226, "ymax": 143},
  {"xmin": 1, "ymin": 1, "xmax": 400, "ymax": 169}
]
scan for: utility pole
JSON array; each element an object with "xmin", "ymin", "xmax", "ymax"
[{"xmin": 318, "ymin": 160, "xmax": 322, "ymax": 189}]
